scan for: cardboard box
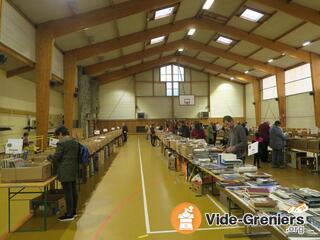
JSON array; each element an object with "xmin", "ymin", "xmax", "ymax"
[
  {"xmin": 31, "ymin": 191, "xmax": 65, "ymax": 216},
  {"xmin": 1, "ymin": 162, "xmax": 52, "ymax": 183}
]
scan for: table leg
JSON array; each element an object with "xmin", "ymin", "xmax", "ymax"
[
  {"xmin": 43, "ymin": 186, "xmax": 48, "ymax": 231},
  {"xmin": 8, "ymin": 187, "xmax": 11, "ymax": 232}
]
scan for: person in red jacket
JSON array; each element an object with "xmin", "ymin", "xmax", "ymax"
[
  {"xmin": 258, "ymin": 121, "xmax": 270, "ymax": 162},
  {"xmin": 191, "ymin": 122, "xmax": 205, "ymax": 139}
]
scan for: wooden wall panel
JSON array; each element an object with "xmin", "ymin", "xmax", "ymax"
[{"xmin": 252, "ymin": 80, "xmax": 261, "ymax": 126}]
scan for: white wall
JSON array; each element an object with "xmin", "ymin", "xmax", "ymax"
[
  {"xmin": 261, "ymin": 99, "xmax": 279, "ymax": 124},
  {"xmin": 99, "ymin": 77, "xmax": 135, "ymax": 119},
  {"xmin": 210, "ymin": 77, "xmax": 244, "ymax": 118},
  {"xmin": 98, "ymin": 68, "xmax": 245, "ymax": 120},
  {"xmin": 0, "ymin": 0, "xmax": 36, "ymax": 61},
  {"xmin": 52, "ymin": 47, "xmax": 64, "ymax": 79},
  {"xmin": 245, "ymin": 83, "xmax": 256, "ymax": 127},
  {"xmin": 0, "ymin": 0, "xmax": 64, "ymax": 77},
  {"xmin": 0, "ymin": 69, "xmax": 63, "ymax": 142},
  {"xmin": 286, "ymin": 93, "xmax": 317, "ymax": 130}
]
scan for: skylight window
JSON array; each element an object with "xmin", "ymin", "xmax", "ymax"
[
  {"xmin": 187, "ymin": 28, "xmax": 196, "ymax": 36},
  {"xmin": 150, "ymin": 36, "xmax": 165, "ymax": 45},
  {"xmin": 155, "ymin": 7, "xmax": 175, "ymax": 20},
  {"xmin": 216, "ymin": 36, "xmax": 233, "ymax": 45},
  {"xmin": 202, "ymin": 0, "xmax": 215, "ymax": 10},
  {"xmin": 240, "ymin": 9, "xmax": 264, "ymax": 22}
]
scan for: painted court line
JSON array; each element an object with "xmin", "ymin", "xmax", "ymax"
[
  {"xmin": 138, "ymin": 137, "xmax": 151, "ymax": 234},
  {"xmin": 148, "ymin": 226, "xmax": 244, "ymax": 235},
  {"xmin": 206, "ymin": 194, "xmax": 227, "ymax": 214}
]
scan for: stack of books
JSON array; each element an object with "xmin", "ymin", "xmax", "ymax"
[
  {"xmin": 244, "ymin": 172, "xmax": 272, "ymax": 179},
  {"xmin": 235, "ymin": 164, "xmax": 258, "ymax": 173},
  {"xmin": 244, "ymin": 187, "xmax": 270, "ymax": 198},
  {"xmin": 1, "ymin": 158, "xmax": 25, "ymax": 168},
  {"xmin": 220, "ymin": 158, "xmax": 243, "ymax": 166},
  {"xmin": 250, "ymin": 197, "xmax": 277, "ymax": 208},
  {"xmin": 293, "ymin": 188, "xmax": 320, "ymax": 208}
]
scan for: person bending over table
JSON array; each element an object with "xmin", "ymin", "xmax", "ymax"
[
  {"xmin": 223, "ymin": 115, "xmax": 248, "ymax": 164},
  {"xmin": 48, "ymin": 126, "xmax": 79, "ymax": 222}
]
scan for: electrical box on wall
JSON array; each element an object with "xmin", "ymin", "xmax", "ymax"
[
  {"xmin": 137, "ymin": 112, "xmax": 145, "ymax": 119},
  {"xmin": 198, "ymin": 112, "xmax": 209, "ymax": 119}
]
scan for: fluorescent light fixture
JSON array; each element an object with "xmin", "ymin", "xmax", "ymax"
[
  {"xmin": 302, "ymin": 41, "xmax": 311, "ymax": 47},
  {"xmin": 150, "ymin": 36, "xmax": 165, "ymax": 45},
  {"xmin": 216, "ymin": 36, "xmax": 233, "ymax": 45},
  {"xmin": 230, "ymin": 77, "xmax": 235, "ymax": 80},
  {"xmin": 267, "ymin": 59, "xmax": 274, "ymax": 63},
  {"xmin": 240, "ymin": 8, "xmax": 264, "ymax": 22},
  {"xmin": 202, "ymin": 0, "xmax": 215, "ymax": 10},
  {"xmin": 244, "ymin": 70, "xmax": 250, "ymax": 74},
  {"xmin": 178, "ymin": 48, "xmax": 184, "ymax": 52},
  {"xmin": 155, "ymin": 6, "xmax": 175, "ymax": 20},
  {"xmin": 188, "ymin": 28, "xmax": 196, "ymax": 36},
  {"xmin": 281, "ymin": 52, "xmax": 286, "ymax": 56}
]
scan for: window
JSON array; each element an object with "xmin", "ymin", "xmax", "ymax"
[
  {"xmin": 216, "ymin": 36, "xmax": 233, "ymax": 45},
  {"xmin": 240, "ymin": 8, "xmax": 264, "ymax": 22},
  {"xmin": 150, "ymin": 36, "xmax": 165, "ymax": 45},
  {"xmin": 262, "ymin": 75, "xmax": 277, "ymax": 100},
  {"xmin": 155, "ymin": 7, "xmax": 175, "ymax": 20},
  {"xmin": 160, "ymin": 65, "xmax": 185, "ymax": 96},
  {"xmin": 285, "ymin": 63, "xmax": 313, "ymax": 96}
]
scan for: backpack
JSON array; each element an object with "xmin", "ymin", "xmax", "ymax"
[{"xmin": 78, "ymin": 143, "xmax": 90, "ymax": 165}]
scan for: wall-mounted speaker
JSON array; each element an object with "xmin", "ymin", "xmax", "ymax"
[
  {"xmin": 275, "ymin": 98, "xmax": 279, "ymax": 101},
  {"xmin": 0, "ymin": 54, "xmax": 8, "ymax": 64},
  {"xmin": 309, "ymin": 91, "xmax": 314, "ymax": 96}
]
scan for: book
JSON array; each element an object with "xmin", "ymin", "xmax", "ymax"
[
  {"xmin": 246, "ymin": 187, "xmax": 270, "ymax": 196},
  {"xmin": 250, "ymin": 197, "xmax": 277, "ymax": 208}
]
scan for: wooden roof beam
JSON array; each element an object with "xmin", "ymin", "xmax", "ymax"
[
  {"xmin": 40, "ymin": 0, "xmax": 181, "ymax": 37},
  {"xmin": 84, "ymin": 41, "xmax": 185, "ymax": 75},
  {"xmin": 67, "ymin": 18, "xmax": 311, "ymax": 63},
  {"xmin": 97, "ymin": 56, "xmax": 179, "ymax": 85},
  {"xmin": 196, "ymin": 18, "xmax": 310, "ymax": 62},
  {"xmin": 67, "ymin": 19, "xmax": 196, "ymax": 60},
  {"xmin": 251, "ymin": 0, "xmax": 320, "ymax": 27},
  {"xmin": 178, "ymin": 55, "xmax": 255, "ymax": 83},
  {"xmin": 183, "ymin": 40, "xmax": 282, "ymax": 74},
  {"xmin": 84, "ymin": 39, "xmax": 281, "ymax": 76}
]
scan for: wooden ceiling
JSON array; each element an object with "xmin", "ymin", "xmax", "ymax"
[{"xmin": 10, "ymin": 0, "xmax": 320, "ymax": 84}]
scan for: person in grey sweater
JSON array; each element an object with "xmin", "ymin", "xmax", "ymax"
[
  {"xmin": 223, "ymin": 115, "xmax": 248, "ymax": 164},
  {"xmin": 269, "ymin": 120, "xmax": 287, "ymax": 168}
]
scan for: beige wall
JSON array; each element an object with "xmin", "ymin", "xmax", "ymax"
[
  {"xmin": 99, "ymin": 67, "xmax": 245, "ymax": 120},
  {"xmin": 210, "ymin": 77, "xmax": 244, "ymax": 118},
  {"xmin": 99, "ymin": 77, "xmax": 135, "ymax": 119},
  {"xmin": 246, "ymin": 83, "xmax": 317, "ymax": 130},
  {"xmin": 0, "ymin": 69, "xmax": 64, "ymax": 143}
]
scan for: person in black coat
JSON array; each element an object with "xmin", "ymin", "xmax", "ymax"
[
  {"xmin": 178, "ymin": 121, "xmax": 190, "ymax": 138},
  {"xmin": 122, "ymin": 123, "xmax": 128, "ymax": 142}
]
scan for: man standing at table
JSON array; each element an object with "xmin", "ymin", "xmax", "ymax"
[
  {"xmin": 122, "ymin": 123, "xmax": 128, "ymax": 142},
  {"xmin": 48, "ymin": 126, "xmax": 79, "ymax": 222},
  {"xmin": 223, "ymin": 115, "xmax": 248, "ymax": 164}
]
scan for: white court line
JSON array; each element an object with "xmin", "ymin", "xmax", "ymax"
[
  {"xmin": 137, "ymin": 137, "xmax": 151, "ymax": 234},
  {"xmin": 206, "ymin": 194, "xmax": 227, "ymax": 214},
  {"xmin": 138, "ymin": 137, "xmax": 242, "ymax": 235},
  {"xmin": 149, "ymin": 226, "xmax": 244, "ymax": 235}
]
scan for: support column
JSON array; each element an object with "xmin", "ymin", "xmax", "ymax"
[
  {"xmin": 310, "ymin": 53, "xmax": 320, "ymax": 128},
  {"xmin": 276, "ymin": 71, "xmax": 286, "ymax": 127},
  {"xmin": 35, "ymin": 27, "xmax": 53, "ymax": 148},
  {"xmin": 252, "ymin": 80, "xmax": 261, "ymax": 126},
  {"xmin": 64, "ymin": 53, "xmax": 77, "ymax": 130}
]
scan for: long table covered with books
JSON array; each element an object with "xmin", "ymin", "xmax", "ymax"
[
  {"xmin": 156, "ymin": 131, "xmax": 320, "ymax": 240},
  {"xmin": 0, "ymin": 129, "xmax": 123, "ymax": 233}
]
